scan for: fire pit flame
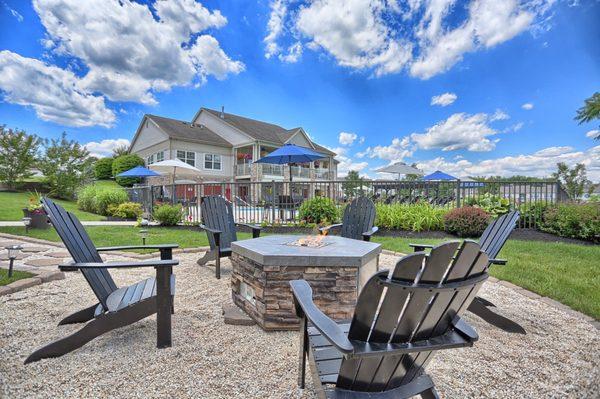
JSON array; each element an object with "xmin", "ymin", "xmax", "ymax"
[{"xmin": 286, "ymin": 235, "xmax": 331, "ymax": 248}]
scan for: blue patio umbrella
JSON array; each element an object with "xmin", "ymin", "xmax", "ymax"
[
  {"xmin": 254, "ymin": 144, "xmax": 326, "ymax": 181},
  {"xmin": 422, "ymin": 170, "xmax": 457, "ymax": 181},
  {"xmin": 117, "ymin": 166, "xmax": 161, "ymax": 177}
]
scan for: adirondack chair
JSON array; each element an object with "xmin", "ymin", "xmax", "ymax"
[
  {"xmin": 196, "ymin": 195, "xmax": 261, "ymax": 279},
  {"xmin": 320, "ymin": 197, "xmax": 378, "ymax": 242},
  {"xmin": 291, "ymin": 241, "xmax": 490, "ymax": 398},
  {"xmin": 410, "ymin": 210, "xmax": 524, "ymax": 334},
  {"xmin": 25, "ymin": 198, "xmax": 179, "ymax": 364}
]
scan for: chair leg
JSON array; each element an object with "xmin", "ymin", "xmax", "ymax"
[
  {"xmin": 468, "ymin": 297, "xmax": 526, "ymax": 334},
  {"xmin": 197, "ymin": 249, "xmax": 217, "ymax": 266},
  {"xmin": 475, "ymin": 296, "xmax": 496, "ymax": 307},
  {"xmin": 421, "ymin": 387, "xmax": 440, "ymax": 399},
  {"xmin": 58, "ymin": 303, "xmax": 101, "ymax": 325},
  {"xmin": 215, "ymin": 253, "xmax": 221, "ymax": 279},
  {"xmin": 298, "ymin": 316, "xmax": 308, "ymax": 389},
  {"xmin": 25, "ymin": 299, "xmax": 156, "ymax": 364}
]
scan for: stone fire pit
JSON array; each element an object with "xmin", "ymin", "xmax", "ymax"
[{"xmin": 230, "ymin": 235, "xmax": 381, "ymax": 331}]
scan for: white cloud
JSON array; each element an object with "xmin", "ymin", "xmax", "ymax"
[
  {"xmin": 30, "ymin": 0, "xmax": 242, "ymax": 105},
  {"xmin": 586, "ymin": 130, "xmax": 599, "ymax": 139},
  {"xmin": 522, "ymin": 102, "xmax": 534, "ymax": 110},
  {"xmin": 327, "ymin": 146, "xmax": 368, "ymax": 177},
  {"xmin": 410, "ymin": 112, "xmax": 502, "ymax": 152},
  {"xmin": 0, "ymin": 51, "xmax": 116, "ymax": 127},
  {"xmin": 431, "ymin": 92, "xmax": 457, "ymax": 106},
  {"xmin": 490, "ymin": 109, "xmax": 510, "ymax": 121},
  {"xmin": 295, "ymin": 0, "xmax": 413, "ymax": 76},
  {"xmin": 339, "ymin": 132, "xmax": 358, "ymax": 146},
  {"xmin": 3, "ymin": 2, "xmax": 23, "ymax": 22},
  {"xmin": 267, "ymin": 0, "xmax": 556, "ymax": 79},
  {"xmin": 416, "ymin": 145, "xmax": 600, "ymax": 181},
  {"xmin": 361, "ymin": 137, "xmax": 413, "ymax": 161},
  {"xmin": 85, "ymin": 138, "xmax": 131, "ymax": 158}
]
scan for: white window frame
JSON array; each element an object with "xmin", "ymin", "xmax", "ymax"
[
  {"xmin": 147, "ymin": 154, "xmax": 155, "ymax": 165},
  {"xmin": 204, "ymin": 153, "xmax": 222, "ymax": 171},
  {"xmin": 177, "ymin": 150, "xmax": 195, "ymax": 167},
  {"xmin": 156, "ymin": 151, "xmax": 165, "ymax": 163}
]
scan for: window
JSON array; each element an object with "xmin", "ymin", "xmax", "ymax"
[
  {"xmin": 156, "ymin": 151, "xmax": 164, "ymax": 162},
  {"xmin": 177, "ymin": 150, "xmax": 195, "ymax": 166},
  {"xmin": 147, "ymin": 154, "xmax": 155, "ymax": 165},
  {"xmin": 204, "ymin": 153, "xmax": 222, "ymax": 170}
]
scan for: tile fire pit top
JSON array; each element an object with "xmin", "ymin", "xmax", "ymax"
[{"xmin": 231, "ymin": 235, "xmax": 381, "ymax": 267}]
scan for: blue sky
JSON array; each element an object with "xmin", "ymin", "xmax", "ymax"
[{"xmin": 0, "ymin": 0, "xmax": 598, "ymax": 180}]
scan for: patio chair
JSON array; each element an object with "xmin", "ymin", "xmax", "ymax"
[
  {"xmin": 320, "ymin": 196, "xmax": 378, "ymax": 242},
  {"xmin": 25, "ymin": 198, "xmax": 179, "ymax": 364},
  {"xmin": 196, "ymin": 195, "xmax": 261, "ymax": 279},
  {"xmin": 291, "ymin": 240, "xmax": 490, "ymax": 398},
  {"xmin": 410, "ymin": 210, "xmax": 524, "ymax": 334}
]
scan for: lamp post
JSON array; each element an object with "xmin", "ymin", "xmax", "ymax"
[
  {"xmin": 139, "ymin": 229, "xmax": 149, "ymax": 246},
  {"xmin": 5, "ymin": 245, "xmax": 22, "ymax": 278},
  {"xmin": 22, "ymin": 217, "xmax": 31, "ymax": 233}
]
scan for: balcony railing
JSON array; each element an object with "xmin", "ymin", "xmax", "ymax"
[
  {"xmin": 291, "ymin": 166, "xmax": 311, "ymax": 178},
  {"xmin": 315, "ymin": 169, "xmax": 331, "ymax": 179},
  {"xmin": 261, "ymin": 164, "xmax": 284, "ymax": 176},
  {"xmin": 235, "ymin": 163, "xmax": 252, "ymax": 176}
]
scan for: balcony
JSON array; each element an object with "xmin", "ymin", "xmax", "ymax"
[
  {"xmin": 235, "ymin": 163, "xmax": 252, "ymax": 176},
  {"xmin": 291, "ymin": 166, "xmax": 311, "ymax": 178},
  {"xmin": 261, "ymin": 164, "xmax": 284, "ymax": 176},
  {"xmin": 315, "ymin": 168, "xmax": 331, "ymax": 180}
]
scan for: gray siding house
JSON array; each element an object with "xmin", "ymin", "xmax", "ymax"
[{"xmin": 129, "ymin": 107, "xmax": 337, "ymax": 184}]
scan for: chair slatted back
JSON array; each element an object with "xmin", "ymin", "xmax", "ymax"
[
  {"xmin": 340, "ymin": 197, "xmax": 376, "ymax": 240},
  {"xmin": 479, "ymin": 210, "xmax": 520, "ymax": 260},
  {"xmin": 336, "ymin": 240, "xmax": 489, "ymax": 392},
  {"xmin": 201, "ymin": 196, "xmax": 237, "ymax": 250},
  {"xmin": 42, "ymin": 198, "xmax": 117, "ymax": 308}
]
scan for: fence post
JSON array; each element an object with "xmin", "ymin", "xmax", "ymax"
[
  {"xmin": 456, "ymin": 179, "xmax": 461, "ymax": 208},
  {"xmin": 149, "ymin": 186, "xmax": 154, "ymax": 217},
  {"xmin": 271, "ymin": 180, "xmax": 276, "ymax": 224}
]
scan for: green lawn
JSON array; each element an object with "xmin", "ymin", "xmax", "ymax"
[
  {"xmin": 0, "ymin": 268, "xmax": 34, "ymax": 286},
  {"xmin": 0, "ymin": 181, "xmax": 123, "ymax": 222},
  {"xmin": 1, "ymin": 225, "xmax": 598, "ymax": 320}
]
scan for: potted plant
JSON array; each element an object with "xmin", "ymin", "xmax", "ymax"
[{"xmin": 22, "ymin": 191, "xmax": 49, "ymax": 229}]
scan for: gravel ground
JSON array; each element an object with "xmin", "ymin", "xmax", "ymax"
[{"xmin": 1, "ymin": 250, "xmax": 598, "ymax": 398}]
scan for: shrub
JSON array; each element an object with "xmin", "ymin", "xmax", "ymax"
[
  {"xmin": 444, "ymin": 206, "xmax": 491, "ymax": 237},
  {"xmin": 112, "ymin": 154, "xmax": 144, "ymax": 187},
  {"xmin": 518, "ymin": 201, "xmax": 550, "ymax": 227},
  {"xmin": 77, "ymin": 184, "xmax": 128, "ymax": 215},
  {"xmin": 298, "ymin": 196, "xmax": 338, "ymax": 224},
  {"xmin": 540, "ymin": 202, "xmax": 599, "ymax": 242},
  {"xmin": 465, "ymin": 193, "xmax": 510, "ymax": 217},
  {"xmin": 375, "ymin": 203, "xmax": 448, "ymax": 231},
  {"xmin": 153, "ymin": 204, "xmax": 183, "ymax": 226},
  {"xmin": 110, "ymin": 202, "xmax": 143, "ymax": 219},
  {"xmin": 94, "ymin": 157, "xmax": 114, "ymax": 180}
]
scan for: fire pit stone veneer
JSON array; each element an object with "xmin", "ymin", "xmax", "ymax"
[{"xmin": 230, "ymin": 235, "xmax": 381, "ymax": 331}]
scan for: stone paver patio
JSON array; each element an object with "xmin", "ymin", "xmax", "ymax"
[{"xmin": 0, "ymin": 234, "xmax": 598, "ymax": 398}]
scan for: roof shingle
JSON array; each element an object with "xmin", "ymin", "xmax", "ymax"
[{"xmin": 147, "ymin": 114, "xmax": 232, "ymax": 147}]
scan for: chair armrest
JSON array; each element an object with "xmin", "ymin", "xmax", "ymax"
[
  {"xmin": 96, "ymin": 244, "xmax": 179, "ymax": 252},
  {"xmin": 236, "ymin": 223, "xmax": 262, "ymax": 238},
  {"xmin": 290, "ymin": 280, "xmax": 353, "ymax": 354},
  {"xmin": 319, "ymin": 223, "xmax": 343, "ymax": 235},
  {"xmin": 489, "ymin": 258, "xmax": 507, "ymax": 266},
  {"xmin": 59, "ymin": 259, "xmax": 179, "ymax": 271},
  {"xmin": 199, "ymin": 224, "xmax": 222, "ymax": 235},
  {"xmin": 362, "ymin": 226, "xmax": 379, "ymax": 241},
  {"xmin": 350, "ymin": 316, "xmax": 478, "ymax": 359},
  {"xmin": 409, "ymin": 243, "xmax": 434, "ymax": 252}
]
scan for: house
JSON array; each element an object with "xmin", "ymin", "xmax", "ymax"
[{"xmin": 128, "ymin": 106, "xmax": 338, "ymax": 202}]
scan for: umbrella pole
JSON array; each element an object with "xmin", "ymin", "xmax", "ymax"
[{"xmin": 289, "ymin": 164, "xmax": 292, "ymax": 182}]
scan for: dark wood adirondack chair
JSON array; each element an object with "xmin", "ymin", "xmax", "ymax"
[
  {"xmin": 196, "ymin": 195, "xmax": 261, "ymax": 279},
  {"xmin": 291, "ymin": 241, "xmax": 490, "ymax": 398},
  {"xmin": 25, "ymin": 198, "xmax": 179, "ymax": 364},
  {"xmin": 320, "ymin": 196, "xmax": 378, "ymax": 241},
  {"xmin": 410, "ymin": 210, "xmax": 524, "ymax": 334}
]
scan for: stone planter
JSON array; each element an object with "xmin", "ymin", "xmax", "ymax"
[{"xmin": 22, "ymin": 208, "xmax": 50, "ymax": 229}]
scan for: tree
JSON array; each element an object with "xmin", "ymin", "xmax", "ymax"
[
  {"xmin": 0, "ymin": 126, "xmax": 41, "ymax": 189},
  {"xmin": 112, "ymin": 144, "xmax": 130, "ymax": 157},
  {"xmin": 552, "ymin": 162, "xmax": 594, "ymax": 200},
  {"xmin": 575, "ymin": 92, "xmax": 600, "ymax": 138},
  {"xmin": 94, "ymin": 157, "xmax": 114, "ymax": 180},
  {"xmin": 342, "ymin": 170, "xmax": 364, "ymax": 198},
  {"xmin": 38, "ymin": 133, "xmax": 93, "ymax": 199},
  {"xmin": 112, "ymin": 154, "xmax": 144, "ymax": 186}
]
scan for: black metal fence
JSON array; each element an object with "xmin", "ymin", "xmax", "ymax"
[{"xmin": 126, "ymin": 180, "xmax": 565, "ymax": 229}]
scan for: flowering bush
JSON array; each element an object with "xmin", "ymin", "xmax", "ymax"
[
  {"xmin": 444, "ymin": 206, "xmax": 491, "ymax": 237},
  {"xmin": 25, "ymin": 191, "xmax": 45, "ymax": 214}
]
